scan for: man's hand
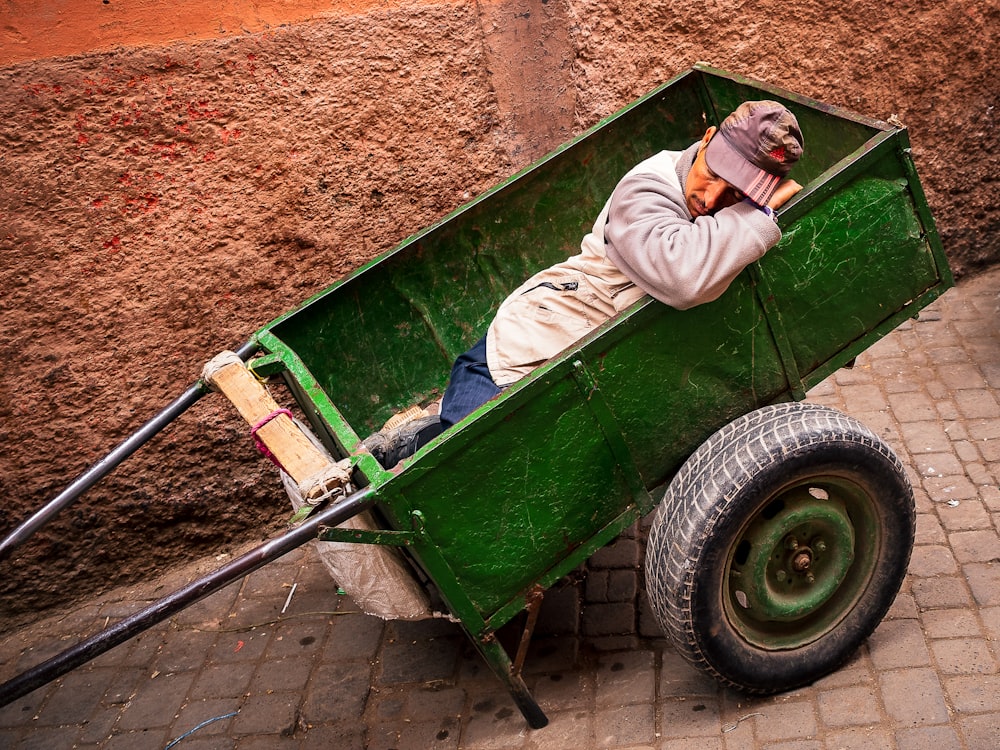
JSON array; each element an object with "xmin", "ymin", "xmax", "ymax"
[{"xmin": 768, "ymin": 179, "xmax": 803, "ymax": 210}]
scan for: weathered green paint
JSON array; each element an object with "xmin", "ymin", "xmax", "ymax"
[
  {"xmin": 253, "ymin": 65, "xmax": 951, "ymax": 644},
  {"xmin": 736, "ymin": 493, "xmax": 856, "ymax": 621}
]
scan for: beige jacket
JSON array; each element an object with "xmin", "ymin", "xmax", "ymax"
[{"xmin": 486, "ymin": 144, "xmax": 782, "ymax": 386}]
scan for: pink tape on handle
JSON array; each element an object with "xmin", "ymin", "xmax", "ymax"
[{"xmin": 250, "ymin": 408, "xmax": 294, "ymax": 472}]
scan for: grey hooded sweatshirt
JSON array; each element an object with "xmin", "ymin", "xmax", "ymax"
[{"xmin": 486, "ymin": 142, "xmax": 782, "ymax": 386}]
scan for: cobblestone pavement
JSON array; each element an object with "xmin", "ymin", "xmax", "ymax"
[{"xmin": 2, "ymin": 268, "xmax": 1000, "ymax": 750}]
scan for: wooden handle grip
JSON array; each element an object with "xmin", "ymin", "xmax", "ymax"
[{"xmin": 204, "ymin": 354, "xmax": 335, "ymax": 490}]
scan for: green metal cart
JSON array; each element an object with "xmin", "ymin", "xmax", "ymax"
[{"xmin": 0, "ymin": 64, "xmax": 953, "ymax": 728}]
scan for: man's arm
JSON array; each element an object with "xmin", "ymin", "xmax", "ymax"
[{"xmin": 603, "ymin": 172, "xmax": 784, "ymax": 310}]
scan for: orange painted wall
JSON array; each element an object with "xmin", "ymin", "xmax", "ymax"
[{"xmin": 1, "ymin": 0, "xmax": 445, "ymax": 67}]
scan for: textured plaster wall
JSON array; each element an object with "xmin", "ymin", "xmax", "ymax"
[{"xmin": 1, "ymin": 0, "xmax": 997, "ymax": 626}]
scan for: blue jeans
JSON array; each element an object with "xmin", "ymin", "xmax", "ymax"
[{"xmin": 439, "ymin": 334, "xmax": 502, "ymax": 429}]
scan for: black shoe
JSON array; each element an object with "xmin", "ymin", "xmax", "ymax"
[{"xmin": 364, "ymin": 415, "xmax": 443, "ymax": 468}]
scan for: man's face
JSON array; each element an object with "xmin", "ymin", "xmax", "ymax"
[{"xmin": 685, "ymin": 127, "xmax": 746, "ymax": 218}]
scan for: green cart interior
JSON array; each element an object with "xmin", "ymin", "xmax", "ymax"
[{"xmin": 249, "ymin": 64, "xmax": 951, "ymax": 714}]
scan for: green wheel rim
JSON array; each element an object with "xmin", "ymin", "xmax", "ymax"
[{"xmin": 724, "ymin": 476, "xmax": 880, "ymax": 650}]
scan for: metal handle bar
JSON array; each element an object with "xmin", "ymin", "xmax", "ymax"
[
  {"xmin": 0, "ymin": 486, "xmax": 375, "ymax": 707},
  {"xmin": 0, "ymin": 340, "xmax": 259, "ymax": 563}
]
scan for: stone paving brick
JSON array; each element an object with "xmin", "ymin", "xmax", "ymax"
[
  {"xmin": 524, "ymin": 708, "xmax": 593, "ymax": 747},
  {"xmin": 76, "ymin": 702, "xmax": 122, "ymax": 745},
  {"xmin": 900, "ymin": 420, "xmax": 955, "ymax": 455},
  {"xmin": 369, "ymin": 716, "xmax": 461, "ymax": 749},
  {"xmin": 535, "ymin": 582, "xmax": 581, "ymax": 636},
  {"xmin": 319, "ymin": 610, "xmax": 385, "ymax": 662},
  {"xmin": 31, "ymin": 666, "xmax": 111, "ymax": 726},
  {"xmin": 888, "ymin": 392, "xmax": 939, "ymax": 422},
  {"xmin": 256, "ymin": 655, "xmax": 316, "ymax": 692},
  {"xmin": 869, "ymin": 619, "xmax": 932, "ymax": 670},
  {"xmin": 963, "ymin": 562, "xmax": 1000, "ymax": 606},
  {"xmin": 948, "ymin": 529, "xmax": 1000, "ymax": 563},
  {"xmin": 659, "ymin": 650, "xmax": 721, "ymax": 698},
  {"xmin": 910, "ymin": 575, "xmax": 973, "ymax": 609},
  {"xmin": 929, "ymin": 637, "xmax": 998, "ymax": 675},
  {"xmin": 895, "ymin": 724, "xmax": 964, "ymax": 750},
  {"xmin": 169, "ymin": 696, "xmax": 240, "ymax": 739},
  {"xmin": 720, "ymin": 712, "xmax": 756, "ymax": 749},
  {"xmin": 461, "ymin": 697, "xmax": 531, "ymax": 750},
  {"xmin": 607, "ymin": 569, "xmax": 638, "ymax": 602},
  {"xmin": 824, "ymin": 726, "xmax": 895, "ymax": 749},
  {"xmin": 658, "ymin": 697, "xmax": 722, "ymax": 739},
  {"xmin": 913, "ymin": 455, "xmax": 967, "ymax": 484},
  {"xmin": 153, "ymin": 628, "xmax": 219, "ymax": 673},
  {"xmin": 811, "ymin": 649, "xmax": 873, "ymax": 690},
  {"xmin": 529, "ymin": 671, "xmax": 589, "ymax": 712},
  {"xmin": 924, "ymin": 475, "xmax": 979, "ymax": 505},
  {"xmin": 229, "ymin": 691, "xmax": 301, "ymax": 736},
  {"xmin": 750, "ymin": 699, "xmax": 818, "ymax": 744},
  {"xmin": 594, "ymin": 650, "xmax": 654, "ymax": 707},
  {"xmin": 523, "ymin": 635, "xmax": 579, "ymax": 676},
  {"xmin": 943, "ymin": 674, "xmax": 1000, "ymax": 713},
  {"xmin": 585, "ymin": 570, "xmax": 610, "ymax": 602},
  {"xmin": 878, "ymin": 668, "xmax": 950, "ymax": 727},
  {"xmin": 302, "ymin": 662, "xmax": 372, "ymax": 724},
  {"xmin": 980, "ymin": 605, "xmax": 1000, "ymax": 644},
  {"xmin": 907, "ymin": 545, "xmax": 959, "ymax": 577},
  {"xmin": 188, "ymin": 660, "xmax": 256, "ymax": 699},
  {"xmin": 593, "ymin": 702, "xmax": 656, "ymax": 747},
  {"xmin": 816, "ymin": 685, "xmax": 882, "ymax": 727},
  {"xmin": 938, "ymin": 498, "xmax": 993, "ymax": 531},
  {"xmin": 953, "ymin": 440, "xmax": 984, "ymax": 464},
  {"xmin": 956, "ymin": 712, "xmax": 1000, "ymax": 750},
  {"xmin": 116, "ymin": 670, "xmax": 198, "ymax": 731},
  {"xmin": 955, "ymin": 389, "xmax": 1000, "ymax": 419},
  {"xmin": 937, "ymin": 363, "xmax": 987, "ymax": 390},
  {"xmin": 884, "ymin": 592, "xmax": 917, "ymax": 620},
  {"xmin": 589, "ymin": 537, "xmax": 642, "ymax": 569},
  {"xmin": 582, "ymin": 601, "xmax": 636, "ymax": 637},
  {"xmin": 920, "ymin": 607, "xmax": 984, "ymax": 639},
  {"xmin": 264, "ymin": 617, "xmax": 329, "ymax": 660},
  {"xmin": 663, "ymin": 737, "xmax": 724, "ymax": 750},
  {"xmin": 914, "ymin": 513, "xmax": 948, "ymax": 545},
  {"xmin": 979, "ymin": 484, "xmax": 1000, "ymax": 511},
  {"xmin": 839, "ymin": 383, "xmax": 887, "ymax": 413}
]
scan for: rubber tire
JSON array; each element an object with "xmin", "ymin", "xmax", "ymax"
[{"xmin": 644, "ymin": 402, "xmax": 914, "ymax": 693}]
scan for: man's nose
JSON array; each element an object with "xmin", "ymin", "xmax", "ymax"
[{"xmin": 704, "ymin": 182, "xmax": 728, "ymax": 210}]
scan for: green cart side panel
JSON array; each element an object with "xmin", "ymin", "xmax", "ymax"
[
  {"xmin": 763, "ymin": 167, "xmax": 942, "ymax": 382},
  {"xmin": 586, "ymin": 280, "xmax": 790, "ymax": 485},
  {"xmin": 383, "ymin": 372, "xmax": 639, "ymax": 616},
  {"xmin": 255, "ymin": 65, "xmax": 952, "ymax": 628}
]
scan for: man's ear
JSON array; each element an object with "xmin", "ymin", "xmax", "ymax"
[{"xmin": 701, "ymin": 126, "xmax": 717, "ymax": 147}]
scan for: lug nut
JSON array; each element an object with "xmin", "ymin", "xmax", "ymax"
[{"xmin": 792, "ymin": 551, "xmax": 812, "ymax": 572}]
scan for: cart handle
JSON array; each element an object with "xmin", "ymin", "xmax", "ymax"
[
  {"xmin": 200, "ymin": 350, "xmax": 350, "ymax": 501},
  {"xmin": 0, "ymin": 341, "xmax": 260, "ymax": 564},
  {"xmin": 0, "ymin": 485, "xmax": 376, "ymax": 707}
]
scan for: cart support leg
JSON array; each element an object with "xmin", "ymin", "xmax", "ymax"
[
  {"xmin": 512, "ymin": 585, "xmax": 545, "ymax": 676},
  {"xmin": 473, "ymin": 632, "xmax": 549, "ymax": 729}
]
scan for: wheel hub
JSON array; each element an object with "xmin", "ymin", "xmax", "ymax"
[{"xmin": 730, "ymin": 488, "xmax": 856, "ymax": 625}]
